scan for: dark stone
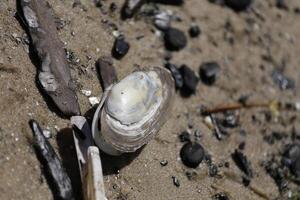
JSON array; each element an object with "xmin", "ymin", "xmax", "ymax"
[
  {"xmin": 224, "ymin": 0, "xmax": 253, "ymax": 12},
  {"xmin": 238, "ymin": 142, "xmax": 245, "ymax": 150},
  {"xmin": 222, "ymin": 111, "xmax": 239, "ymax": 128},
  {"xmin": 208, "ymin": 163, "xmax": 218, "ymax": 177},
  {"xmin": 171, "ymin": 176, "xmax": 180, "ymax": 187},
  {"xmin": 276, "ymin": 0, "xmax": 288, "ymax": 10},
  {"xmin": 164, "ymin": 27, "xmax": 187, "ymax": 51},
  {"xmin": 282, "ymin": 143, "xmax": 300, "ymax": 178},
  {"xmin": 231, "ymin": 149, "xmax": 253, "ymax": 177},
  {"xmin": 179, "ymin": 65, "xmax": 199, "ymax": 97},
  {"xmin": 271, "ymin": 69, "xmax": 295, "ymax": 90},
  {"xmin": 112, "ymin": 37, "xmax": 130, "ymax": 59},
  {"xmin": 152, "ymin": 0, "xmax": 184, "ymax": 5},
  {"xmin": 189, "ymin": 24, "xmax": 201, "ymax": 38},
  {"xmin": 160, "ymin": 160, "xmax": 168, "ymax": 166},
  {"xmin": 109, "ymin": 2, "xmax": 118, "ymax": 12},
  {"xmin": 180, "ymin": 142, "xmax": 205, "ymax": 168},
  {"xmin": 178, "ymin": 131, "xmax": 191, "ymax": 143},
  {"xmin": 212, "ymin": 192, "xmax": 229, "ymax": 200},
  {"xmin": 165, "ymin": 63, "xmax": 183, "ymax": 89},
  {"xmin": 263, "ymin": 132, "xmax": 286, "ymax": 145},
  {"xmin": 185, "ymin": 171, "xmax": 197, "ymax": 180},
  {"xmin": 199, "ymin": 62, "xmax": 220, "ymax": 85},
  {"xmin": 242, "ymin": 176, "xmax": 251, "ymax": 186}
]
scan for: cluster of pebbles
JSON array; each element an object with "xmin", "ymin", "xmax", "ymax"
[{"xmin": 14, "ymin": 0, "xmax": 300, "ymax": 199}]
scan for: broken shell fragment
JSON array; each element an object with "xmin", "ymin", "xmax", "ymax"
[{"xmin": 92, "ymin": 67, "xmax": 175, "ymax": 155}]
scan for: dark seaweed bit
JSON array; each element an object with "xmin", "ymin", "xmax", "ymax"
[{"xmin": 231, "ymin": 149, "xmax": 253, "ymax": 178}]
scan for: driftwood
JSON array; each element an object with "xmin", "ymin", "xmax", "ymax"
[
  {"xmin": 29, "ymin": 120, "xmax": 74, "ymax": 200},
  {"xmin": 71, "ymin": 116, "xmax": 107, "ymax": 200},
  {"xmin": 19, "ymin": 0, "xmax": 80, "ymax": 116}
]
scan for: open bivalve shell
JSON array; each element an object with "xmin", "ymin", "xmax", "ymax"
[{"xmin": 92, "ymin": 67, "xmax": 175, "ymax": 155}]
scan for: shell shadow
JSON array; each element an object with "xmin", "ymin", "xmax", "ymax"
[
  {"xmin": 100, "ymin": 147, "xmax": 143, "ymax": 175},
  {"xmin": 56, "ymin": 128, "xmax": 83, "ymax": 200},
  {"xmin": 83, "ymin": 106, "xmax": 143, "ymax": 175}
]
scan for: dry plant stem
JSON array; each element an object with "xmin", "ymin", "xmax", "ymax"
[
  {"xmin": 29, "ymin": 120, "xmax": 74, "ymax": 200},
  {"xmin": 71, "ymin": 116, "xmax": 107, "ymax": 200},
  {"xmin": 19, "ymin": 0, "xmax": 80, "ymax": 116},
  {"xmin": 96, "ymin": 56, "xmax": 118, "ymax": 91},
  {"xmin": 202, "ymin": 102, "xmax": 270, "ymax": 115}
]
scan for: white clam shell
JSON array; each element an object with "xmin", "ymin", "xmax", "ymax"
[{"xmin": 92, "ymin": 67, "xmax": 174, "ymax": 155}]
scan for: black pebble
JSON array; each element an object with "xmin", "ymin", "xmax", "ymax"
[
  {"xmin": 189, "ymin": 24, "xmax": 201, "ymax": 38},
  {"xmin": 208, "ymin": 163, "xmax": 218, "ymax": 177},
  {"xmin": 165, "ymin": 63, "xmax": 183, "ymax": 89},
  {"xmin": 212, "ymin": 192, "xmax": 229, "ymax": 200},
  {"xmin": 179, "ymin": 65, "xmax": 199, "ymax": 96},
  {"xmin": 231, "ymin": 149, "xmax": 253, "ymax": 177},
  {"xmin": 199, "ymin": 62, "xmax": 220, "ymax": 85},
  {"xmin": 224, "ymin": 0, "xmax": 253, "ymax": 12},
  {"xmin": 282, "ymin": 143, "xmax": 300, "ymax": 178},
  {"xmin": 180, "ymin": 142, "xmax": 205, "ymax": 168},
  {"xmin": 160, "ymin": 160, "xmax": 168, "ymax": 166},
  {"xmin": 112, "ymin": 37, "xmax": 130, "ymax": 59},
  {"xmin": 152, "ymin": 0, "xmax": 184, "ymax": 6},
  {"xmin": 164, "ymin": 27, "xmax": 187, "ymax": 51},
  {"xmin": 179, "ymin": 131, "xmax": 191, "ymax": 142},
  {"xmin": 222, "ymin": 112, "xmax": 239, "ymax": 128},
  {"xmin": 276, "ymin": 0, "xmax": 288, "ymax": 10},
  {"xmin": 271, "ymin": 69, "xmax": 295, "ymax": 90},
  {"xmin": 171, "ymin": 176, "xmax": 180, "ymax": 187}
]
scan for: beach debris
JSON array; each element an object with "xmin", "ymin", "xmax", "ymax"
[
  {"xmin": 92, "ymin": 66, "xmax": 175, "ymax": 155},
  {"xmin": 71, "ymin": 116, "xmax": 107, "ymax": 200},
  {"xmin": 81, "ymin": 89, "xmax": 92, "ymax": 97},
  {"xmin": 232, "ymin": 149, "xmax": 253, "ymax": 178},
  {"xmin": 276, "ymin": 0, "xmax": 288, "ymax": 10},
  {"xmin": 189, "ymin": 24, "xmax": 201, "ymax": 38},
  {"xmin": 282, "ymin": 143, "xmax": 300, "ymax": 178},
  {"xmin": 89, "ymin": 97, "xmax": 100, "ymax": 106},
  {"xmin": 171, "ymin": 176, "xmax": 180, "ymax": 187},
  {"xmin": 154, "ymin": 11, "xmax": 172, "ymax": 31},
  {"xmin": 121, "ymin": 0, "xmax": 146, "ymax": 19},
  {"xmin": 164, "ymin": 27, "xmax": 187, "ymax": 51},
  {"xmin": 179, "ymin": 65, "xmax": 199, "ymax": 96},
  {"xmin": 209, "ymin": 163, "xmax": 219, "ymax": 177},
  {"xmin": 29, "ymin": 120, "xmax": 74, "ymax": 200},
  {"xmin": 180, "ymin": 142, "xmax": 205, "ymax": 168},
  {"xmin": 224, "ymin": 0, "xmax": 253, "ymax": 12},
  {"xmin": 212, "ymin": 192, "xmax": 229, "ymax": 200},
  {"xmin": 165, "ymin": 63, "xmax": 183, "ymax": 89},
  {"xmin": 179, "ymin": 131, "xmax": 191, "ymax": 143},
  {"xmin": 222, "ymin": 111, "xmax": 239, "ymax": 128},
  {"xmin": 19, "ymin": 0, "xmax": 80, "ymax": 116},
  {"xmin": 153, "ymin": 0, "xmax": 184, "ymax": 5},
  {"xmin": 210, "ymin": 114, "xmax": 227, "ymax": 140},
  {"xmin": 271, "ymin": 69, "xmax": 295, "ymax": 90},
  {"xmin": 112, "ymin": 37, "xmax": 130, "ymax": 59},
  {"xmin": 199, "ymin": 62, "xmax": 221, "ymax": 86},
  {"xmin": 160, "ymin": 160, "xmax": 168, "ymax": 166}
]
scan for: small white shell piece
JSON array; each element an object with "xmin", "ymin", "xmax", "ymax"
[{"xmin": 92, "ymin": 67, "xmax": 174, "ymax": 155}]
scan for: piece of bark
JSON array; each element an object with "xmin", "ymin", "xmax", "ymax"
[
  {"xmin": 96, "ymin": 56, "xmax": 118, "ymax": 91},
  {"xmin": 19, "ymin": 0, "xmax": 80, "ymax": 116},
  {"xmin": 29, "ymin": 120, "xmax": 74, "ymax": 200}
]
